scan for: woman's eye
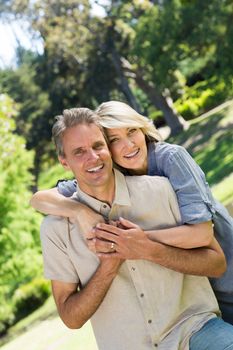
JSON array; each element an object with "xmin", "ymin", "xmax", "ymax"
[
  {"xmin": 109, "ymin": 138, "xmax": 118, "ymax": 144},
  {"xmin": 128, "ymin": 128, "xmax": 137, "ymax": 134}
]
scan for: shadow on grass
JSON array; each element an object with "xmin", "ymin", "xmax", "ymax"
[{"xmin": 168, "ymin": 108, "xmax": 233, "ymax": 186}]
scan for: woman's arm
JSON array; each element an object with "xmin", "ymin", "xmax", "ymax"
[
  {"xmin": 30, "ymin": 188, "xmax": 104, "ymax": 237},
  {"xmin": 153, "ymin": 143, "xmax": 214, "ymax": 225},
  {"xmin": 30, "ymin": 188, "xmax": 84, "ymax": 217},
  {"xmin": 146, "ymin": 221, "xmax": 213, "ymax": 248},
  {"xmin": 89, "ymin": 219, "xmax": 226, "ymax": 277}
]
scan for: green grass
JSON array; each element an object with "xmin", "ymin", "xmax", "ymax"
[
  {"xmin": 0, "ymin": 297, "xmax": 98, "ymax": 350},
  {"xmin": 168, "ymin": 100, "xmax": 233, "ymax": 205},
  {"xmin": 211, "ymin": 173, "xmax": 233, "ymax": 206}
]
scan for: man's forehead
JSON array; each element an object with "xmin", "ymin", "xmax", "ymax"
[{"xmin": 63, "ymin": 123, "xmax": 106, "ymax": 148}]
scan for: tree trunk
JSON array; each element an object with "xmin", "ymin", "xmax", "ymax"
[
  {"xmin": 111, "ymin": 47, "xmax": 142, "ymax": 113},
  {"xmin": 135, "ymin": 71, "xmax": 188, "ymax": 135}
]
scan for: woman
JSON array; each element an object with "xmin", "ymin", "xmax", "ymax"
[{"xmin": 30, "ymin": 101, "xmax": 233, "ymax": 323}]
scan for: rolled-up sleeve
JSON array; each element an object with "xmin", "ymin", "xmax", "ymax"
[
  {"xmin": 40, "ymin": 216, "xmax": 79, "ymax": 283},
  {"xmin": 158, "ymin": 145, "xmax": 213, "ymax": 224},
  {"xmin": 57, "ymin": 179, "xmax": 77, "ymax": 197}
]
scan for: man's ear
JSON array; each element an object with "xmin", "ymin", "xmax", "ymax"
[{"xmin": 58, "ymin": 155, "xmax": 70, "ymax": 170}]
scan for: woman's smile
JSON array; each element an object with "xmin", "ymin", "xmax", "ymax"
[{"xmin": 106, "ymin": 127, "xmax": 148, "ymax": 174}]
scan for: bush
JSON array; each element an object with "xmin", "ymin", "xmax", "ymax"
[
  {"xmin": 0, "ymin": 300, "xmax": 14, "ymax": 336},
  {"xmin": 13, "ymin": 278, "xmax": 51, "ymax": 322},
  {"xmin": 175, "ymin": 78, "xmax": 232, "ymax": 119}
]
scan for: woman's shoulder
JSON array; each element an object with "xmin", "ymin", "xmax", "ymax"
[
  {"xmin": 154, "ymin": 141, "xmax": 186, "ymax": 157},
  {"xmin": 150, "ymin": 141, "xmax": 189, "ymax": 164},
  {"xmin": 148, "ymin": 141, "xmax": 193, "ymax": 176}
]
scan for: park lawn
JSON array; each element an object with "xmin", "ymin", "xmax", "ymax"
[
  {"xmin": 168, "ymin": 99, "xmax": 233, "ymax": 205},
  {"xmin": 0, "ymin": 297, "xmax": 98, "ymax": 350}
]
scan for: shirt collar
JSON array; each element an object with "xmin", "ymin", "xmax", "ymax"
[
  {"xmin": 74, "ymin": 169, "xmax": 131, "ymax": 208},
  {"xmin": 113, "ymin": 169, "xmax": 131, "ymax": 206}
]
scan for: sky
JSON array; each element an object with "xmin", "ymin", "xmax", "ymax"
[
  {"xmin": 0, "ymin": 1, "xmax": 107, "ymax": 68},
  {"xmin": 0, "ymin": 21, "xmax": 43, "ymax": 68}
]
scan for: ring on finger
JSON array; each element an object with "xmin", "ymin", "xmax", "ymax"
[{"xmin": 110, "ymin": 242, "xmax": 115, "ymax": 251}]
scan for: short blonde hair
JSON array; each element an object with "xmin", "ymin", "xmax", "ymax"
[{"xmin": 96, "ymin": 101, "xmax": 162, "ymax": 142}]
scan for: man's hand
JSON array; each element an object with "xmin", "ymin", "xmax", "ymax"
[
  {"xmin": 88, "ymin": 217, "xmax": 152, "ymax": 260},
  {"xmin": 74, "ymin": 207, "xmax": 105, "ymax": 240}
]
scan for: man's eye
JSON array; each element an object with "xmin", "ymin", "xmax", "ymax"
[
  {"xmin": 94, "ymin": 142, "xmax": 105, "ymax": 150},
  {"xmin": 74, "ymin": 150, "xmax": 84, "ymax": 156}
]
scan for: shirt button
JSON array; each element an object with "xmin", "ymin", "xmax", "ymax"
[
  {"xmin": 103, "ymin": 204, "xmax": 107, "ymax": 208},
  {"xmin": 131, "ymin": 267, "xmax": 136, "ymax": 271},
  {"xmin": 148, "ymin": 319, "xmax": 152, "ymax": 324},
  {"xmin": 140, "ymin": 293, "xmax": 144, "ymax": 297},
  {"xmin": 154, "ymin": 344, "xmax": 158, "ymax": 347}
]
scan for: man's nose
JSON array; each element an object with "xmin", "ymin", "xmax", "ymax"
[{"xmin": 88, "ymin": 149, "xmax": 99, "ymax": 160}]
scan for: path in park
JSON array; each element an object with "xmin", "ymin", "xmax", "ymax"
[{"xmin": 0, "ymin": 318, "xmax": 98, "ymax": 350}]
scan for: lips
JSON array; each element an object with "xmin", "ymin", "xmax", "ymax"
[
  {"xmin": 124, "ymin": 149, "xmax": 139, "ymax": 159},
  {"xmin": 87, "ymin": 164, "xmax": 104, "ymax": 173}
]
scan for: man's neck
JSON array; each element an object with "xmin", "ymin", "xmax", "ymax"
[{"xmin": 78, "ymin": 173, "xmax": 115, "ymax": 206}]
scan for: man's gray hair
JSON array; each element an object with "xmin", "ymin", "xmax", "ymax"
[{"xmin": 52, "ymin": 107, "xmax": 103, "ymax": 157}]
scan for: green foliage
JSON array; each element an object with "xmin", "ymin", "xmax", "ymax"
[
  {"xmin": 175, "ymin": 78, "xmax": 231, "ymax": 119},
  {"xmin": 38, "ymin": 162, "xmax": 73, "ymax": 190},
  {"xmin": 0, "ymin": 94, "xmax": 43, "ymax": 334},
  {"xmin": 13, "ymin": 278, "xmax": 51, "ymax": 321}
]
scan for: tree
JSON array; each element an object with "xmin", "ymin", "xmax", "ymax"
[{"xmin": 0, "ymin": 94, "xmax": 43, "ymax": 334}]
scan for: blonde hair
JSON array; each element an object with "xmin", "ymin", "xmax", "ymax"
[{"xmin": 96, "ymin": 101, "xmax": 162, "ymax": 142}]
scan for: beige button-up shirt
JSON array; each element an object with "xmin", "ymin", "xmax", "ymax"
[{"xmin": 41, "ymin": 170, "xmax": 220, "ymax": 350}]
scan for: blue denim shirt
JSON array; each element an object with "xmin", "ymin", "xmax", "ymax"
[
  {"xmin": 148, "ymin": 142, "xmax": 233, "ymax": 303},
  {"xmin": 57, "ymin": 141, "xmax": 233, "ymax": 303}
]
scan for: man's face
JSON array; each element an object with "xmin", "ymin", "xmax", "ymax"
[{"xmin": 59, "ymin": 123, "xmax": 113, "ymax": 196}]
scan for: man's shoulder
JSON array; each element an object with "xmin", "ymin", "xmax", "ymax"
[
  {"xmin": 126, "ymin": 174, "xmax": 171, "ymax": 190},
  {"xmin": 41, "ymin": 214, "xmax": 67, "ymax": 226},
  {"xmin": 41, "ymin": 215, "xmax": 68, "ymax": 239}
]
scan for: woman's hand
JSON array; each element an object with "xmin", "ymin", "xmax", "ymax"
[{"xmin": 88, "ymin": 217, "xmax": 152, "ymax": 260}]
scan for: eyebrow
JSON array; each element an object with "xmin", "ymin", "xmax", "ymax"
[
  {"xmin": 72, "ymin": 147, "xmax": 84, "ymax": 154},
  {"xmin": 108, "ymin": 128, "xmax": 132, "ymax": 137}
]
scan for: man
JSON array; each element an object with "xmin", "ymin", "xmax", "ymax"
[{"xmin": 40, "ymin": 107, "xmax": 233, "ymax": 350}]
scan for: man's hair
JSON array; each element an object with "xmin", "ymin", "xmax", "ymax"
[{"xmin": 52, "ymin": 107, "xmax": 104, "ymax": 157}]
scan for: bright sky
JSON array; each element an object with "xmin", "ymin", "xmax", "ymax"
[
  {"xmin": 0, "ymin": 21, "xmax": 43, "ymax": 68},
  {"xmin": 0, "ymin": 1, "xmax": 107, "ymax": 68}
]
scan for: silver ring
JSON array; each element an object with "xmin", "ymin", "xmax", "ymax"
[{"xmin": 110, "ymin": 242, "xmax": 115, "ymax": 250}]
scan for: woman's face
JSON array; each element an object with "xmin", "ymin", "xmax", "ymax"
[{"xmin": 106, "ymin": 127, "xmax": 148, "ymax": 174}]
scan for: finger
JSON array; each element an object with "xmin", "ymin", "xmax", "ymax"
[
  {"xmin": 95, "ymin": 229, "xmax": 119, "ymax": 243},
  {"xmin": 85, "ymin": 228, "xmax": 96, "ymax": 240},
  {"xmin": 108, "ymin": 220, "xmax": 118, "ymax": 227},
  {"xmin": 119, "ymin": 217, "xmax": 138, "ymax": 229},
  {"xmin": 96, "ymin": 223, "xmax": 121, "ymax": 236},
  {"xmin": 95, "ymin": 239, "xmax": 117, "ymax": 253},
  {"xmin": 87, "ymin": 239, "xmax": 96, "ymax": 253},
  {"xmin": 97, "ymin": 252, "xmax": 120, "ymax": 259}
]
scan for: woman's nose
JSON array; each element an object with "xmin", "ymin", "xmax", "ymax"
[{"xmin": 124, "ymin": 138, "xmax": 134, "ymax": 147}]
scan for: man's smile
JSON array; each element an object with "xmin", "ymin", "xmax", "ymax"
[{"xmin": 86, "ymin": 164, "xmax": 104, "ymax": 173}]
